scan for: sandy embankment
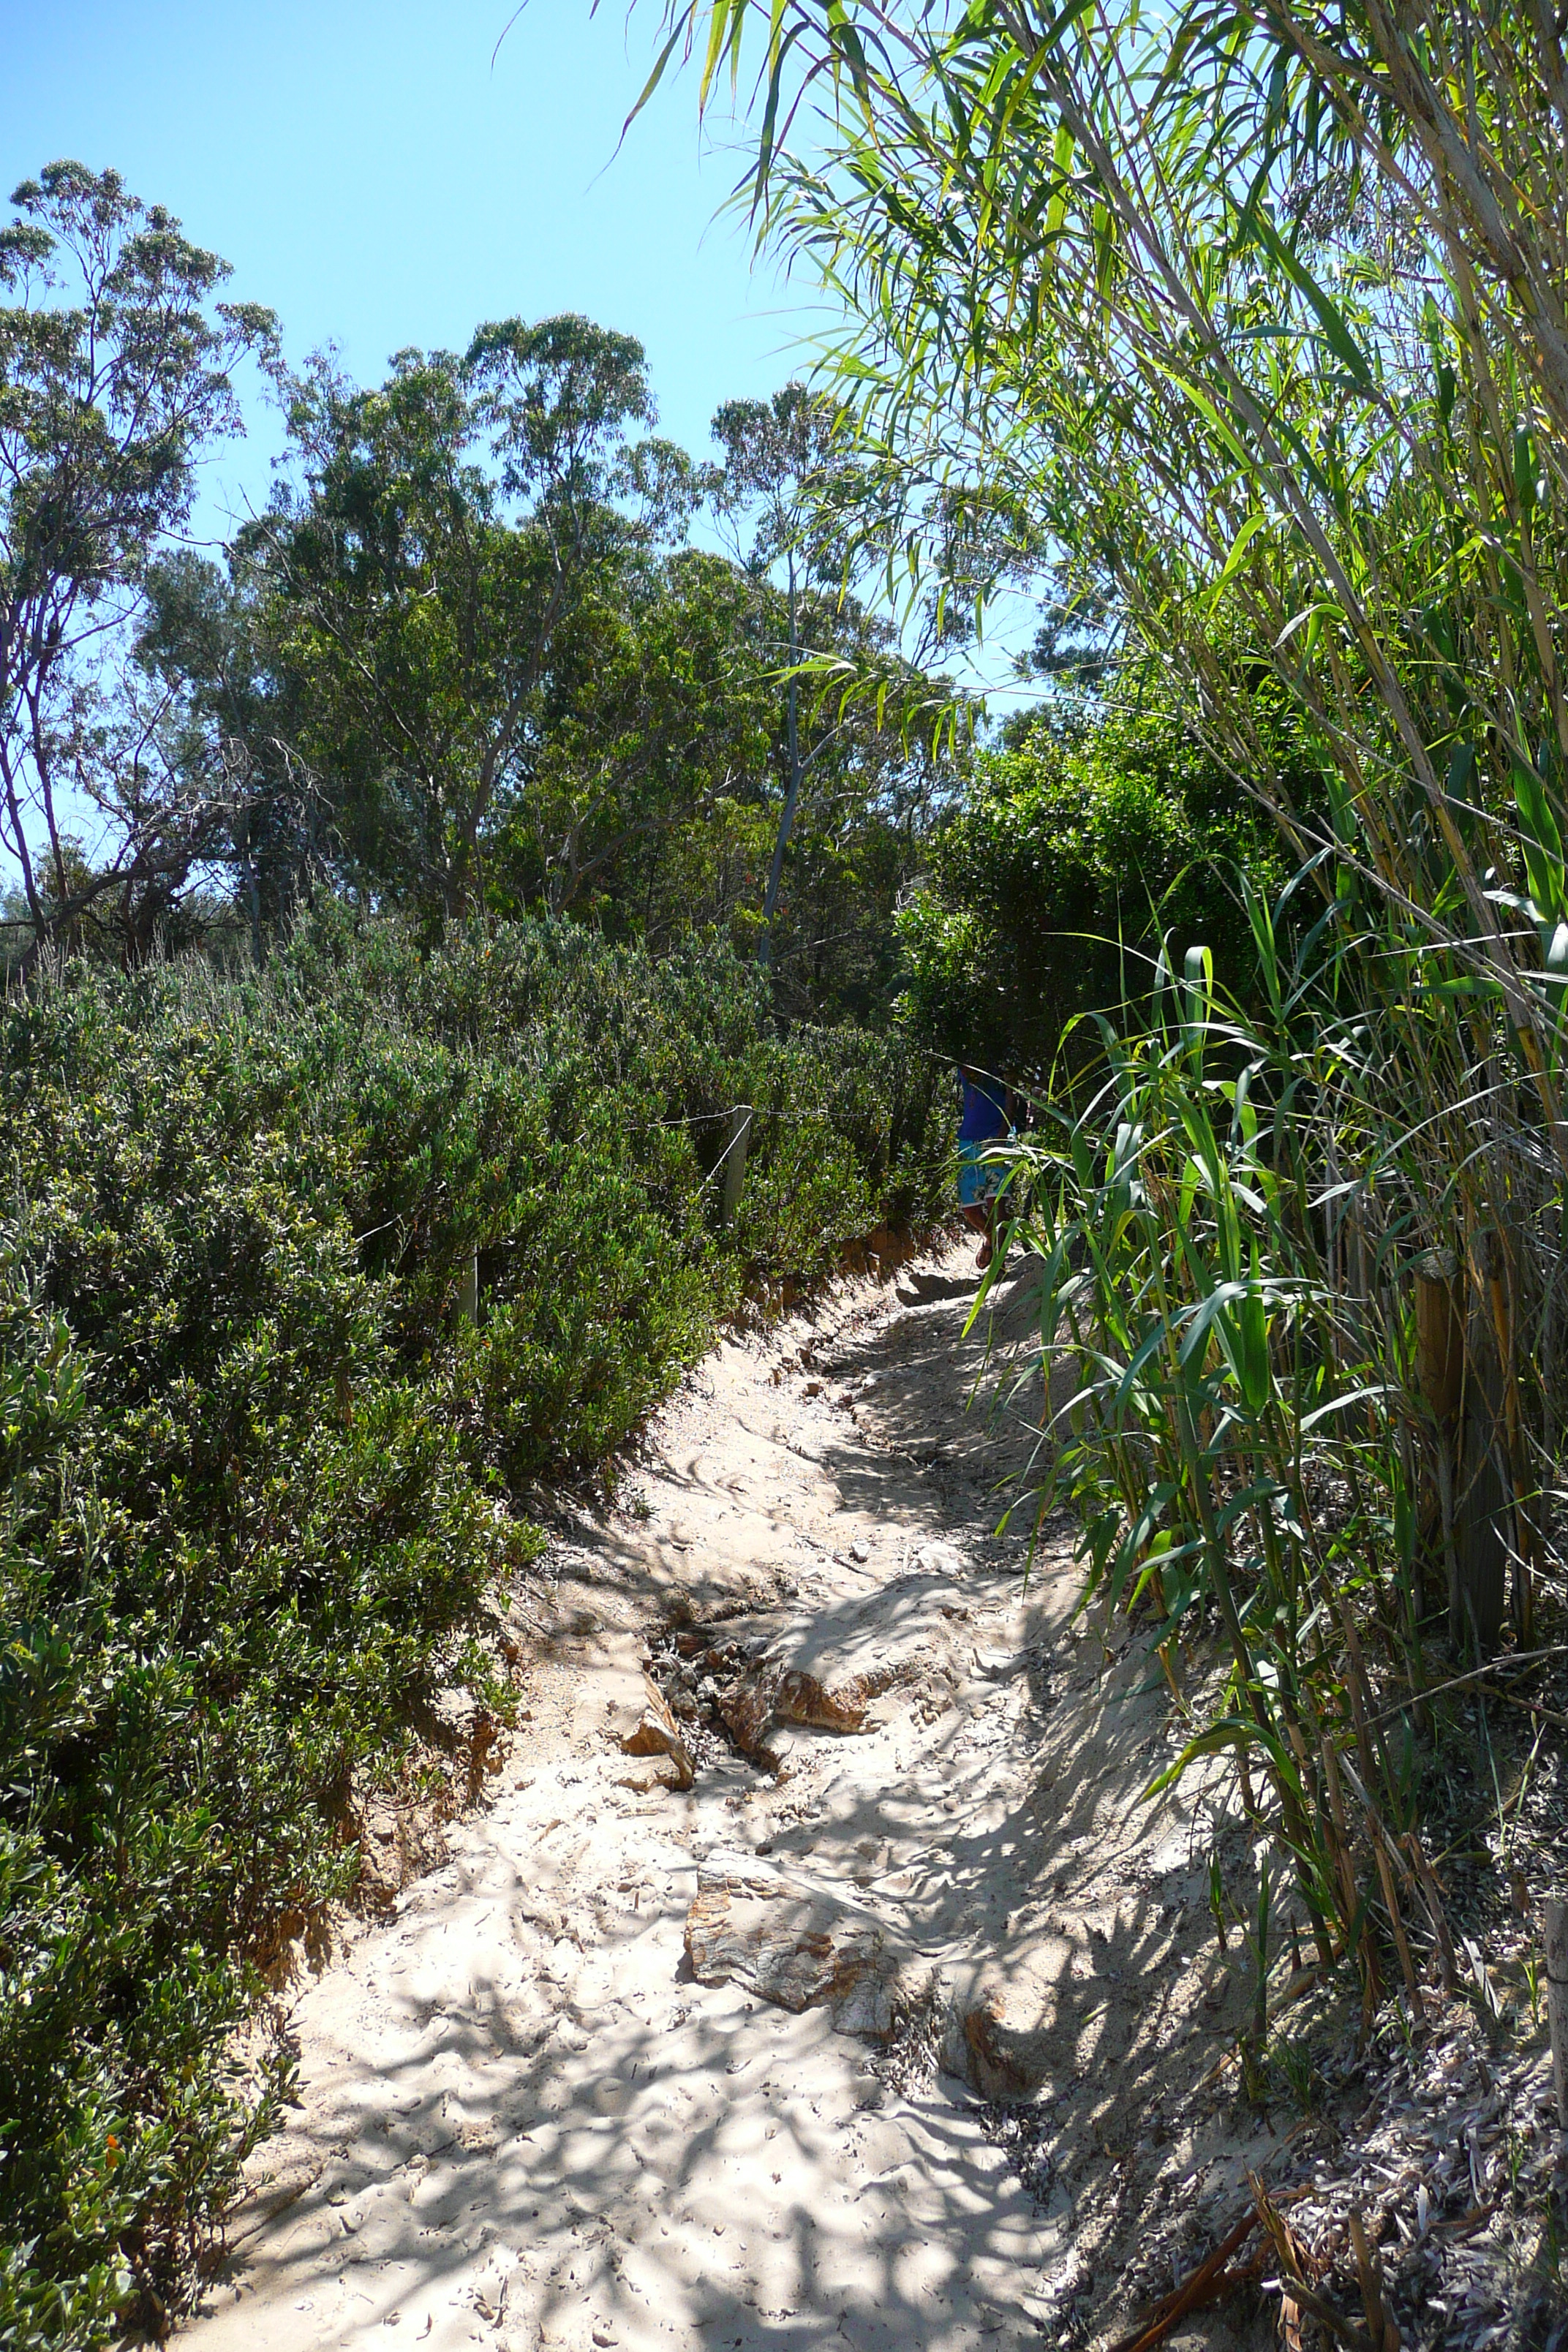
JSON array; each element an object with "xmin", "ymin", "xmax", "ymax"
[{"xmin": 189, "ymin": 1241, "xmax": 1270, "ymax": 2352}]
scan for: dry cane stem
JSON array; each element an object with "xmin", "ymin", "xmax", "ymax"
[
  {"xmin": 1349, "ymin": 2209, "xmax": 1384, "ymax": 2343},
  {"xmin": 1103, "ymin": 2209, "xmax": 1259, "ymax": 2352},
  {"xmin": 1307, "ymin": 1714, "xmax": 1382, "ymax": 1998},
  {"xmin": 1339, "ymin": 1755, "xmax": 1428, "ymax": 2003},
  {"xmin": 1403, "ymin": 1831, "xmax": 1460, "ymax": 1994},
  {"xmin": 1369, "ymin": 1814, "xmax": 1422, "ymax": 2008},
  {"xmin": 1480, "ymin": 1229, "xmax": 1537, "ymax": 1644},
  {"xmin": 1335, "ymin": 1598, "xmax": 1390, "ymax": 1803}
]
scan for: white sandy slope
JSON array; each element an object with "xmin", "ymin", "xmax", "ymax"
[{"xmin": 187, "ymin": 1243, "xmax": 1279, "ymax": 2352}]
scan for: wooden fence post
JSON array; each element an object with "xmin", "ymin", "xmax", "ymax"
[
  {"xmin": 720, "ymin": 1105, "xmax": 752, "ymax": 1224},
  {"xmin": 456, "ymin": 1249, "xmax": 479, "ymax": 1328},
  {"xmin": 1546, "ymin": 1899, "xmax": 1568, "ymax": 2135}
]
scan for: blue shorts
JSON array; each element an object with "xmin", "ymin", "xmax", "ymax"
[{"xmin": 957, "ymin": 1141, "xmax": 1004, "ymax": 1207}]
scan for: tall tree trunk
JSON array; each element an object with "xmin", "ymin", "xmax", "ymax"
[
  {"xmin": 758, "ymin": 554, "xmax": 801, "ymax": 972},
  {"xmin": 247, "ymin": 850, "xmax": 264, "ymax": 970}
]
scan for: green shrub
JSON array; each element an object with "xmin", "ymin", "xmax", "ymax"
[
  {"xmin": 897, "ymin": 693, "xmax": 1300, "ymax": 1076},
  {"xmin": 737, "ymin": 1121, "xmax": 873, "ymax": 1283},
  {"xmin": 0, "ymin": 911, "xmax": 952, "ymax": 2345}
]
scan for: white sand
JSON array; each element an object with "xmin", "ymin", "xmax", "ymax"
[{"xmin": 187, "ymin": 1241, "xmax": 1275, "ymax": 2352}]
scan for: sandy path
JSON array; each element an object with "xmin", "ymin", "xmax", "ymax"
[{"xmin": 189, "ymin": 1242, "xmax": 1274, "ymax": 2352}]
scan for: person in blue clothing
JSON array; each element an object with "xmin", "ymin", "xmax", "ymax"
[{"xmin": 957, "ymin": 1063, "xmax": 1012, "ymax": 1270}]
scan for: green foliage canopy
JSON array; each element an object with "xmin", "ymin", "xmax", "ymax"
[
  {"xmin": 255, "ymin": 320, "xmax": 681, "ymax": 924},
  {"xmin": 0, "ymin": 162, "xmax": 276, "ymax": 960},
  {"xmin": 897, "ymin": 695, "xmax": 1289, "ymax": 1074}
]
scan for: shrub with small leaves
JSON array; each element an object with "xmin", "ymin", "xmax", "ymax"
[{"xmin": 0, "ymin": 910, "xmax": 952, "ymax": 2342}]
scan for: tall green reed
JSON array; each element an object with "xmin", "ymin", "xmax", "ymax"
[{"xmin": 1006, "ymin": 867, "xmax": 1556, "ymax": 2008}]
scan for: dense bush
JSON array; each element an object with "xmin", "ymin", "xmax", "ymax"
[
  {"xmin": 0, "ymin": 913, "xmax": 954, "ymax": 2348},
  {"xmin": 896, "ymin": 693, "xmax": 1300, "ymax": 1077}
]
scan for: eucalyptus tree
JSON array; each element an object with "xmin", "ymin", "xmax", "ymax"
[
  {"xmin": 260, "ymin": 317, "xmax": 690, "ymax": 921},
  {"xmin": 135, "ymin": 548, "xmax": 323, "ymax": 962},
  {"xmin": 709, "ymin": 386, "xmax": 845, "ymax": 961},
  {"xmin": 709, "ymin": 382, "xmax": 975, "ymax": 973},
  {"xmin": 0, "ymin": 162, "xmax": 276, "ymax": 960},
  {"xmin": 482, "ymin": 532, "xmax": 964, "ymax": 1017},
  {"xmin": 494, "ymin": 544, "xmax": 777, "ymax": 926}
]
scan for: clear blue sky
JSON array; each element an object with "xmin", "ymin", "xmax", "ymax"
[{"xmin": 1, "ymin": 0, "xmax": 812, "ymax": 545}]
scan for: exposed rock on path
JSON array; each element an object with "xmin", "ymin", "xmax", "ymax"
[
  {"xmin": 188, "ymin": 1240, "xmax": 1280, "ymax": 2352},
  {"xmin": 685, "ymin": 1847, "xmax": 932, "ymax": 2038}
]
